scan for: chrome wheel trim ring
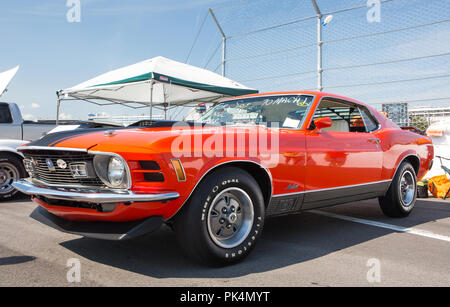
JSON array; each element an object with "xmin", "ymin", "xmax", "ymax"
[
  {"xmin": 0, "ymin": 162, "xmax": 20, "ymax": 195},
  {"xmin": 399, "ymin": 170, "xmax": 415, "ymax": 207},
  {"xmin": 207, "ymin": 187, "xmax": 254, "ymax": 249}
]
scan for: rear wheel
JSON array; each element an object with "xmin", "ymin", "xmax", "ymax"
[
  {"xmin": 0, "ymin": 153, "xmax": 26, "ymax": 201},
  {"xmin": 174, "ymin": 167, "xmax": 265, "ymax": 266},
  {"xmin": 379, "ymin": 161, "xmax": 417, "ymax": 218}
]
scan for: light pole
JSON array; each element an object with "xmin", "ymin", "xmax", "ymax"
[{"xmin": 311, "ymin": 0, "xmax": 323, "ymax": 92}]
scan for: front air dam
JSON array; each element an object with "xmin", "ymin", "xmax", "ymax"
[{"xmin": 30, "ymin": 206, "xmax": 164, "ymax": 240}]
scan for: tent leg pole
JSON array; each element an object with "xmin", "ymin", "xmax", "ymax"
[
  {"xmin": 168, "ymin": 81, "xmax": 172, "ymax": 120},
  {"xmin": 56, "ymin": 98, "xmax": 61, "ymax": 126},
  {"xmin": 163, "ymin": 94, "xmax": 167, "ymax": 120},
  {"xmin": 168, "ymin": 101, "xmax": 171, "ymax": 120},
  {"xmin": 149, "ymin": 81, "xmax": 154, "ymax": 120}
]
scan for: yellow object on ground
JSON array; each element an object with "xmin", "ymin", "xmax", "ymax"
[{"xmin": 428, "ymin": 175, "xmax": 450, "ymax": 199}]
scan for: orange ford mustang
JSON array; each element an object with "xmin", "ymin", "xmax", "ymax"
[{"xmin": 13, "ymin": 91, "xmax": 434, "ymax": 265}]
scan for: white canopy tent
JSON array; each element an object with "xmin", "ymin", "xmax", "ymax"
[
  {"xmin": 0, "ymin": 66, "xmax": 19, "ymax": 98},
  {"xmin": 57, "ymin": 56, "xmax": 258, "ymax": 123}
]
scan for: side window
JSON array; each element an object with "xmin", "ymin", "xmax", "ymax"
[
  {"xmin": 309, "ymin": 99, "xmax": 375, "ymax": 133},
  {"xmin": 349, "ymin": 108, "xmax": 366, "ymax": 132},
  {"xmin": 0, "ymin": 104, "xmax": 13, "ymax": 124},
  {"xmin": 359, "ymin": 107, "xmax": 379, "ymax": 132}
]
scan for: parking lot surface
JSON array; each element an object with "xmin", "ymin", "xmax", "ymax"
[{"xmin": 0, "ymin": 196, "xmax": 449, "ymax": 286}]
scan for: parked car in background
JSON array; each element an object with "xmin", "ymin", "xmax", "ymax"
[
  {"xmin": 0, "ymin": 102, "xmax": 62, "ymax": 141},
  {"xmin": 0, "ymin": 101, "xmax": 123, "ymax": 200},
  {"xmin": 13, "ymin": 91, "xmax": 434, "ymax": 265},
  {"xmin": 0, "ymin": 66, "xmax": 60, "ymax": 200},
  {"xmin": 0, "ymin": 65, "xmax": 127, "ymax": 200}
]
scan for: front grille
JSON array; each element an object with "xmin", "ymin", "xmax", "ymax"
[{"xmin": 23, "ymin": 150, "xmax": 104, "ymax": 187}]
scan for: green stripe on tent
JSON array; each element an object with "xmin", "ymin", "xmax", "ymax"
[
  {"xmin": 153, "ymin": 73, "xmax": 258, "ymax": 96},
  {"xmin": 92, "ymin": 72, "xmax": 258, "ymax": 96}
]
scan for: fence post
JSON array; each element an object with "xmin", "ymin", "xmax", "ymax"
[
  {"xmin": 209, "ymin": 8, "xmax": 227, "ymax": 76},
  {"xmin": 222, "ymin": 36, "xmax": 227, "ymax": 77},
  {"xmin": 311, "ymin": 0, "xmax": 323, "ymax": 91}
]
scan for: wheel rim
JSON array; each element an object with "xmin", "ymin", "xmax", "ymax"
[
  {"xmin": 0, "ymin": 162, "xmax": 20, "ymax": 195},
  {"xmin": 207, "ymin": 187, "xmax": 254, "ymax": 248},
  {"xmin": 399, "ymin": 170, "xmax": 415, "ymax": 207}
]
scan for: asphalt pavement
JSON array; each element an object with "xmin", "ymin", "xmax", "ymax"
[{"xmin": 0, "ymin": 196, "xmax": 449, "ymax": 286}]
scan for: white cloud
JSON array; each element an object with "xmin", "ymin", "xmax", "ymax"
[
  {"xmin": 22, "ymin": 114, "xmax": 35, "ymax": 120},
  {"xmin": 31, "ymin": 103, "xmax": 40, "ymax": 109},
  {"xmin": 59, "ymin": 113, "xmax": 73, "ymax": 120}
]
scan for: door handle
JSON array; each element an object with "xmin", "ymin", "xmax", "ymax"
[{"xmin": 368, "ymin": 138, "xmax": 380, "ymax": 144}]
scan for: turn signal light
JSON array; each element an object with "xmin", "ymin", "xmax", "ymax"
[{"xmin": 171, "ymin": 159, "xmax": 186, "ymax": 182}]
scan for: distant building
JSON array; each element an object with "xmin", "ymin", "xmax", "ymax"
[
  {"xmin": 382, "ymin": 103, "xmax": 450, "ymax": 127},
  {"xmin": 408, "ymin": 106, "xmax": 450, "ymax": 124},
  {"xmin": 382, "ymin": 103, "xmax": 408, "ymax": 126}
]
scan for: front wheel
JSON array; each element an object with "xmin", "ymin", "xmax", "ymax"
[
  {"xmin": 0, "ymin": 153, "xmax": 26, "ymax": 201},
  {"xmin": 174, "ymin": 167, "xmax": 265, "ymax": 266},
  {"xmin": 379, "ymin": 161, "xmax": 417, "ymax": 218}
]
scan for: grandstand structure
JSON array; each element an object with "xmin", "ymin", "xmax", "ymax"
[{"xmin": 408, "ymin": 106, "xmax": 450, "ymax": 124}]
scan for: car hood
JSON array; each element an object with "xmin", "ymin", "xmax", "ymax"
[{"xmin": 23, "ymin": 123, "xmax": 272, "ymax": 153}]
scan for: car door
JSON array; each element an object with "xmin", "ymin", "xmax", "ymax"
[
  {"xmin": 303, "ymin": 98, "xmax": 384, "ymax": 209},
  {"xmin": 0, "ymin": 103, "xmax": 21, "ymax": 140}
]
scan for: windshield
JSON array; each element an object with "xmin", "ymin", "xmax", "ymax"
[{"xmin": 199, "ymin": 94, "xmax": 314, "ymax": 128}]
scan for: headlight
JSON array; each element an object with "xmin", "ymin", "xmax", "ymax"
[
  {"xmin": 93, "ymin": 154, "xmax": 129, "ymax": 189},
  {"xmin": 108, "ymin": 157, "xmax": 125, "ymax": 187}
]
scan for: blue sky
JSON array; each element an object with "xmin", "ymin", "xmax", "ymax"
[
  {"xmin": 1, "ymin": 0, "xmax": 449, "ymax": 121},
  {"xmin": 0, "ymin": 0, "xmax": 228, "ymax": 120}
]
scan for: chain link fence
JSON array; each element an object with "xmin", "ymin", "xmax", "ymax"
[{"xmin": 189, "ymin": 0, "xmax": 450, "ymax": 113}]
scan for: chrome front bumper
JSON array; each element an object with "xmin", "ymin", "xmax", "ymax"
[{"xmin": 12, "ymin": 179, "xmax": 179, "ymax": 204}]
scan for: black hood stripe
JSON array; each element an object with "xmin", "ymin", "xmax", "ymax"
[
  {"xmin": 27, "ymin": 121, "xmax": 201, "ymax": 148},
  {"xmin": 28, "ymin": 127, "xmax": 120, "ymax": 147},
  {"xmin": 48, "ymin": 135, "xmax": 80, "ymax": 147}
]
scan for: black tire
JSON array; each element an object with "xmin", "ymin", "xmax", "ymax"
[
  {"xmin": 174, "ymin": 167, "xmax": 265, "ymax": 266},
  {"xmin": 379, "ymin": 161, "xmax": 417, "ymax": 218},
  {"xmin": 0, "ymin": 153, "xmax": 26, "ymax": 201}
]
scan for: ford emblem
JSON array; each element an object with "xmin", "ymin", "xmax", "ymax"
[{"xmin": 46, "ymin": 158, "xmax": 56, "ymax": 171}]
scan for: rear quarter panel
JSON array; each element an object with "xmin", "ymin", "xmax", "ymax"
[
  {"xmin": 366, "ymin": 104, "xmax": 433, "ymax": 180},
  {"xmin": 376, "ymin": 128, "xmax": 433, "ymax": 181}
]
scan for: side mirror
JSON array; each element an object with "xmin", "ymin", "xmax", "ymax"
[{"xmin": 314, "ymin": 117, "xmax": 332, "ymax": 132}]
